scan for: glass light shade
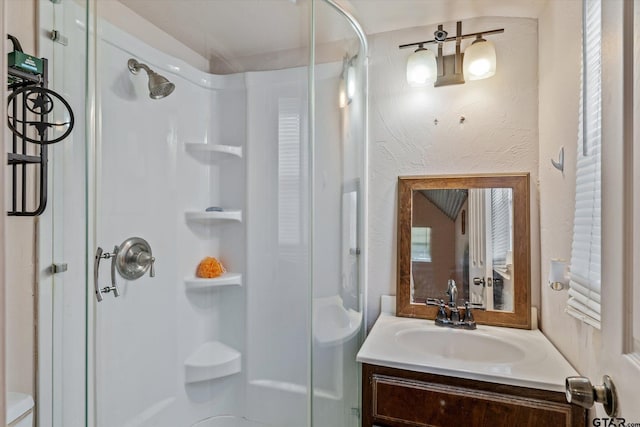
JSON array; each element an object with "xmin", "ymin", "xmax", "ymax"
[
  {"xmin": 338, "ymin": 78, "xmax": 347, "ymax": 108},
  {"xmin": 463, "ymin": 38, "xmax": 497, "ymax": 81},
  {"xmin": 406, "ymin": 47, "xmax": 437, "ymax": 86},
  {"xmin": 347, "ymin": 65, "xmax": 356, "ymax": 99}
]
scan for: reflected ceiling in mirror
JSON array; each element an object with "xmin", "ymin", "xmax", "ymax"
[{"xmin": 397, "ymin": 174, "xmax": 531, "ymax": 329}]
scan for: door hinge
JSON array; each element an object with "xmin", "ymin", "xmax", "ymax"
[
  {"xmin": 50, "ymin": 263, "xmax": 68, "ymax": 274},
  {"xmin": 50, "ymin": 30, "xmax": 68, "ymax": 46}
]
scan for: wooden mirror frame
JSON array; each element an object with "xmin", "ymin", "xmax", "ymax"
[{"xmin": 396, "ymin": 173, "xmax": 531, "ymax": 329}]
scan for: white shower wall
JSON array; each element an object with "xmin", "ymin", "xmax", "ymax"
[
  {"xmin": 39, "ymin": 1, "xmax": 364, "ymax": 426},
  {"xmin": 244, "ymin": 61, "xmax": 360, "ymax": 427},
  {"xmin": 245, "ymin": 65, "xmax": 312, "ymax": 427},
  {"xmin": 95, "ymin": 20, "xmax": 246, "ymax": 426}
]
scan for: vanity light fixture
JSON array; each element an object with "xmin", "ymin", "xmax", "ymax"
[
  {"xmin": 400, "ymin": 21, "xmax": 504, "ymax": 87},
  {"xmin": 463, "ymin": 35, "xmax": 496, "ymax": 80},
  {"xmin": 406, "ymin": 44, "xmax": 437, "ymax": 86}
]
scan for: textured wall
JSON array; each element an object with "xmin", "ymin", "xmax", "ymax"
[
  {"xmin": 538, "ymin": 0, "xmax": 601, "ymax": 377},
  {"xmin": 366, "ymin": 17, "xmax": 540, "ymax": 330}
]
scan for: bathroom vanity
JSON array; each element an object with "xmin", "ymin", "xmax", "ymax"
[
  {"xmin": 357, "ymin": 314, "xmax": 587, "ymax": 427},
  {"xmin": 358, "ymin": 173, "xmax": 586, "ymax": 426},
  {"xmin": 361, "ymin": 363, "xmax": 585, "ymax": 427}
]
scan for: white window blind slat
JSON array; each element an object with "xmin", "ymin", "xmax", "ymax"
[
  {"xmin": 567, "ymin": 0, "xmax": 601, "ymax": 329},
  {"xmin": 568, "ymin": 278, "xmax": 601, "ymax": 301},
  {"xmin": 566, "ymin": 303, "xmax": 601, "ymax": 328},
  {"xmin": 491, "ymin": 188, "xmax": 512, "ymax": 268},
  {"xmin": 278, "ymin": 98, "xmax": 302, "ymax": 246}
]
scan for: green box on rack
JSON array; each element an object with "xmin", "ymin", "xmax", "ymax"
[{"xmin": 8, "ymin": 51, "xmax": 43, "ymax": 76}]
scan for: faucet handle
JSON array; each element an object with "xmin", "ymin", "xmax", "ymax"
[
  {"xmin": 438, "ymin": 299, "xmax": 448, "ymax": 321},
  {"xmin": 426, "ymin": 299, "xmax": 448, "ymax": 322},
  {"xmin": 450, "ymin": 306, "xmax": 460, "ymax": 322},
  {"xmin": 150, "ymin": 256, "xmax": 156, "ymax": 277},
  {"xmin": 463, "ymin": 301, "xmax": 475, "ymax": 323}
]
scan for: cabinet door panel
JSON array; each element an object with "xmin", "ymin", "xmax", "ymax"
[{"xmin": 372, "ymin": 375, "xmax": 573, "ymax": 427}]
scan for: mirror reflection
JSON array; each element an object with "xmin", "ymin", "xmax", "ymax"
[{"xmin": 410, "ymin": 187, "xmax": 514, "ymax": 312}]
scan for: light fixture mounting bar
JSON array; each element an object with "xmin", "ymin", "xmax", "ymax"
[{"xmin": 398, "ymin": 28, "xmax": 504, "ymax": 50}]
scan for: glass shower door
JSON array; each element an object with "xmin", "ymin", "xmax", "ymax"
[
  {"xmin": 84, "ymin": 1, "xmax": 366, "ymax": 426},
  {"xmin": 89, "ymin": 5, "xmax": 242, "ymax": 425},
  {"xmin": 311, "ymin": 1, "xmax": 367, "ymax": 426},
  {"xmin": 36, "ymin": 1, "xmax": 89, "ymax": 426},
  {"xmin": 88, "ymin": 1, "xmax": 313, "ymax": 426}
]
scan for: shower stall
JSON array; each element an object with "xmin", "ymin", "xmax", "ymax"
[{"xmin": 36, "ymin": 0, "xmax": 367, "ymax": 426}]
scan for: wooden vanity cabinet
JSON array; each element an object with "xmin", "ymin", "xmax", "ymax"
[{"xmin": 362, "ymin": 364, "xmax": 587, "ymax": 427}]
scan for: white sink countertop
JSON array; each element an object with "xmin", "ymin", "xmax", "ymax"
[{"xmin": 356, "ymin": 313, "xmax": 578, "ymax": 393}]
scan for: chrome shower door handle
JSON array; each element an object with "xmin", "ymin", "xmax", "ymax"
[
  {"xmin": 94, "ymin": 237, "xmax": 154, "ymax": 302},
  {"xmin": 94, "ymin": 246, "xmax": 121, "ymax": 302},
  {"xmin": 94, "ymin": 247, "xmax": 105, "ymax": 302},
  {"xmin": 110, "ymin": 245, "xmax": 120, "ymax": 297}
]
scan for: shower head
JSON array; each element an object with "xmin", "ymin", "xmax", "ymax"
[{"xmin": 127, "ymin": 58, "xmax": 175, "ymax": 99}]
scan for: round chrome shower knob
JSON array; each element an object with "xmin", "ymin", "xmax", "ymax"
[{"xmin": 115, "ymin": 237, "xmax": 155, "ymax": 280}]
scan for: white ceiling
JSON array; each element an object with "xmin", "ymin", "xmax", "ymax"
[
  {"xmin": 117, "ymin": 0, "xmax": 550, "ymax": 70},
  {"xmin": 349, "ymin": 0, "xmax": 549, "ymax": 35}
]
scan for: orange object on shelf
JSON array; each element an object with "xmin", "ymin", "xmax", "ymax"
[{"xmin": 196, "ymin": 257, "xmax": 226, "ymax": 278}]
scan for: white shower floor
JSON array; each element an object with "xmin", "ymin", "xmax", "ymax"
[{"xmin": 192, "ymin": 416, "xmax": 270, "ymax": 427}]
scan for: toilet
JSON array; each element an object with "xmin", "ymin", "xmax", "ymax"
[{"xmin": 6, "ymin": 393, "xmax": 34, "ymax": 427}]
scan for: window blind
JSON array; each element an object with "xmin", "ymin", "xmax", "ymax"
[
  {"xmin": 567, "ymin": 0, "xmax": 602, "ymax": 328},
  {"xmin": 411, "ymin": 227, "xmax": 432, "ymax": 262},
  {"xmin": 490, "ymin": 188, "xmax": 512, "ymax": 268},
  {"xmin": 278, "ymin": 98, "xmax": 302, "ymax": 246}
]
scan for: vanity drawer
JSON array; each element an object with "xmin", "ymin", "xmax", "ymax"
[{"xmin": 363, "ymin": 364, "xmax": 586, "ymax": 427}]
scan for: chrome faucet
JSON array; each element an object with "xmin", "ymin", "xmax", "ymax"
[
  {"xmin": 427, "ymin": 299, "xmax": 477, "ymax": 330},
  {"xmin": 446, "ymin": 279, "xmax": 458, "ymax": 307}
]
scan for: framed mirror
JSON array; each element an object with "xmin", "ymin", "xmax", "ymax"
[{"xmin": 396, "ymin": 173, "xmax": 531, "ymax": 329}]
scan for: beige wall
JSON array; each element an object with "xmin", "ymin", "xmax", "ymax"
[
  {"xmin": 538, "ymin": 0, "xmax": 601, "ymax": 376},
  {"xmin": 6, "ymin": 0, "xmax": 37, "ymax": 396}
]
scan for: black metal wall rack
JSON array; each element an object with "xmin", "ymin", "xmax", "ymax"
[
  {"xmin": 7, "ymin": 32, "xmax": 74, "ymax": 216},
  {"xmin": 7, "ymin": 58, "xmax": 49, "ymax": 216}
]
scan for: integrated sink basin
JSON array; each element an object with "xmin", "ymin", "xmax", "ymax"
[
  {"xmin": 395, "ymin": 327, "xmax": 531, "ymax": 364},
  {"xmin": 357, "ymin": 314, "xmax": 578, "ymax": 392}
]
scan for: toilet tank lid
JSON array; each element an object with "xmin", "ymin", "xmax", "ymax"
[{"xmin": 6, "ymin": 392, "xmax": 34, "ymax": 424}]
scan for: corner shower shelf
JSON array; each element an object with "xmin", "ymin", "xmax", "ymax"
[
  {"xmin": 185, "ymin": 143, "xmax": 243, "ymax": 158},
  {"xmin": 184, "ymin": 341, "xmax": 241, "ymax": 383},
  {"xmin": 184, "ymin": 272, "xmax": 242, "ymax": 290},
  {"xmin": 185, "ymin": 210, "xmax": 242, "ymax": 223}
]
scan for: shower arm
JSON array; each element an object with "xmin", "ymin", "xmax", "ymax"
[{"xmin": 128, "ymin": 59, "xmax": 153, "ymax": 76}]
